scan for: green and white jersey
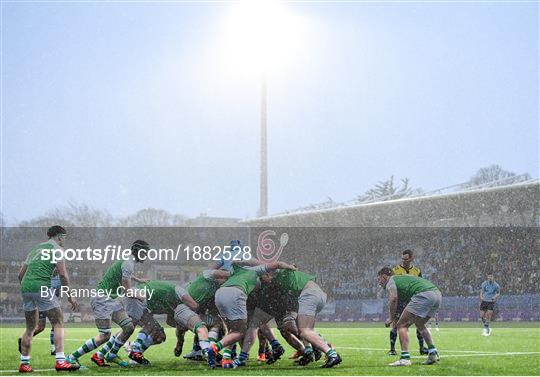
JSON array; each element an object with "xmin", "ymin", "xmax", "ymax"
[
  {"xmin": 186, "ymin": 270, "xmax": 220, "ymax": 305},
  {"xmin": 21, "ymin": 240, "xmax": 62, "ymax": 293},
  {"xmin": 96, "ymin": 257, "xmax": 136, "ymax": 298},
  {"xmin": 221, "ymin": 265, "xmax": 267, "ymax": 295},
  {"xmin": 386, "ymin": 275, "xmax": 438, "ymax": 303},
  {"xmin": 274, "ymin": 269, "xmax": 315, "ymax": 296},
  {"xmin": 137, "ymin": 280, "xmax": 180, "ymax": 315}
]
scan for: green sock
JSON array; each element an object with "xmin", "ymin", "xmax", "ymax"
[
  {"xmin": 223, "ymin": 349, "xmax": 232, "ymax": 359},
  {"xmin": 107, "ymin": 338, "xmax": 124, "ymax": 358},
  {"xmin": 96, "ymin": 336, "xmax": 115, "ymax": 358},
  {"xmin": 134, "ymin": 338, "xmax": 149, "ymax": 352},
  {"xmin": 72, "ymin": 338, "xmax": 97, "ymax": 359},
  {"xmin": 215, "ymin": 341, "xmax": 223, "ymax": 351},
  {"xmin": 401, "ymin": 351, "xmax": 410, "ymax": 359}
]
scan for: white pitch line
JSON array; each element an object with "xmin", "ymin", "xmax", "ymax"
[
  {"xmin": 339, "ymin": 347, "xmax": 540, "ymax": 357},
  {"xmin": 338, "ymin": 352, "xmax": 540, "ymax": 359},
  {"xmin": 410, "ymin": 352, "xmax": 540, "ymax": 358},
  {"xmin": 0, "ymin": 368, "xmax": 56, "ymax": 373},
  {"xmin": 338, "ymin": 346, "xmax": 502, "ymax": 354},
  {"xmin": 323, "ymin": 328, "xmax": 539, "ymax": 332},
  {"xmin": 33, "ymin": 337, "xmax": 88, "ymax": 341}
]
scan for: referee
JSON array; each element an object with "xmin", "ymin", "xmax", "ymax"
[{"xmin": 388, "ymin": 249, "xmax": 428, "ymax": 356}]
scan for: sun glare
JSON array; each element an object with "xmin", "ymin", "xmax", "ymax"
[{"xmin": 219, "ymin": 0, "xmax": 307, "ymax": 75}]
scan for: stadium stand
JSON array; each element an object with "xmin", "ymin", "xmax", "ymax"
[{"xmin": 243, "ymin": 181, "xmax": 539, "ymax": 321}]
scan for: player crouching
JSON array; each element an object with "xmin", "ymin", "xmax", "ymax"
[
  {"xmin": 123, "ymin": 280, "xmax": 176, "ymax": 365},
  {"xmin": 206, "ymin": 262, "xmax": 295, "ymax": 369},
  {"xmin": 377, "ymin": 267, "xmax": 441, "ymax": 366},
  {"xmin": 269, "ymin": 268, "xmax": 341, "ymax": 368},
  {"xmin": 67, "ymin": 240, "xmax": 149, "ymax": 368}
]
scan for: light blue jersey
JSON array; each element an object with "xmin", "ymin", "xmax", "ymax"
[
  {"xmin": 215, "ymin": 240, "xmax": 243, "ymax": 272},
  {"xmin": 481, "ymin": 280, "xmax": 500, "ymax": 302}
]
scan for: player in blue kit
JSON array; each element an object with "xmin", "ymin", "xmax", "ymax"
[{"xmin": 480, "ymin": 272, "xmax": 500, "ymax": 336}]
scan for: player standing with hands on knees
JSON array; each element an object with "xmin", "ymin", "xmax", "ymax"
[
  {"xmin": 388, "ymin": 249, "xmax": 428, "ymax": 356},
  {"xmin": 480, "ymin": 272, "xmax": 500, "ymax": 336},
  {"xmin": 18, "ymin": 225, "xmax": 80, "ymax": 373},
  {"xmin": 378, "ymin": 267, "xmax": 441, "ymax": 367}
]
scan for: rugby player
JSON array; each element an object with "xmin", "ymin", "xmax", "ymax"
[
  {"xmin": 177, "ymin": 311, "xmax": 225, "ymax": 361},
  {"xmin": 125, "ymin": 274, "xmax": 228, "ymax": 364},
  {"xmin": 181, "ymin": 244, "xmax": 238, "ymax": 361},
  {"xmin": 480, "ymin": 272, "xmax": 500, "ymax": 336},
  {"xmin": 67, "ymin": 240, "xmax": 149, "ymax": 367},
  {"xmin": 206, "ymin": 262, "xmax": 296, "ymax": 368},
  {"xmin": 18, "ymin": 272, "xmax": 62, "ymax": 356},
  {"xmin": 171, "ymin": 269, "xmax": 231, "ymax": 359},
  {"xmin": 389, "ymin": 249, "xmax": 428, "ymax": 355},
  {"xmin": 18, "ymin": 226, "xmax": 80, "ymax": 372},
  {"xmin": 377, "ymin": 267, "xmax": 441, "ymax": 366},
  {"xmin": 271, "ymin": 268, "xmax": 341, "ymax": 368},
  {"xmin": 121, "ymin": 280, "xmax": 178, "ymax": 365},
  {"xmin": 240, "ymin": 278, "xmax": 314, "ymax": 366},
  {"xmin": 232, "ymin": 281, "xmax": 292, "ymax": 367}
]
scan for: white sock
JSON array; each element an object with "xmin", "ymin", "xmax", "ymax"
[{"xmin": 55, "ymin": 352, "xmax": 66, "ymax": 362}]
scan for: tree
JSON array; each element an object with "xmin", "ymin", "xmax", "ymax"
[
  {"xmin": 18, "ymin": 202, "xmax": 112, "ymax": 227},
  {"xmin": 358, "ymin": 176, "xmax": 422, "ymax": 202},
  {"xmin": 117, "ymin": 208, "xmax": 187, "ymax": 226},
  {"xmin": 465, "ymin": 165, "xmax": 531, "ymax": 188},
  {"xmin": 47, "ymin": 202, "xmax": 113, "ymax": 227},
  {"xmin": 14, "ymin": 205, "xmax": 188, "ymax": 227},
  {"xmin": 18, "ymin": 216, "xmax": 76, "ymax": 227}
]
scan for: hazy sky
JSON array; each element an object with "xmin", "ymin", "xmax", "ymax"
[{"xmin": 2, "ymin": 1, "xmax": 538, "ymax": 223}]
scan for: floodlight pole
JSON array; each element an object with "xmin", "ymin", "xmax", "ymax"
[{"xmin": 259, "ymin": 72, "xmax": 268, "ymax": 217}]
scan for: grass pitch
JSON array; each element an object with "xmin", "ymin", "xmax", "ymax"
[{"xmin": 0, "ymin": 323, "xmax": 539, "ymax": 375}]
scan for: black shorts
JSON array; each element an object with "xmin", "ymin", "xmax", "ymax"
[{"xmin": 480, "ymin": 301, "xmax": 495, "ymax": 311}]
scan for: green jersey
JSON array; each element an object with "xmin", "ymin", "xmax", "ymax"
[
  {"xmin": 21, "ymin": 241, "xmax": 59, "ymax": 293},
  {"xmin": 274, "ymin": 269, "xmax": 315, "ymax": 296},
  {"xmin": 137, "ymin": 280, "xmax": 180, "ymax": 315},
  {"xmin": 187, "ymin": 271, "xmax": 220, "ymax": 305},
  {"xmin": 96, "ymin": 258, "xmax": 136, "ymax": 298},
  {"xmin": 388, "ymin": 275, "xmax": 438, "ymax": 303},
  {"xmin": 221, "ymin": 265, "xmax": 262, "ymax": 295}
]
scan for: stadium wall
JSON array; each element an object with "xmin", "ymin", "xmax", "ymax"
[{"xmin": 242, "ymin": 181, "xmax": 539, "ymax": 227}]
